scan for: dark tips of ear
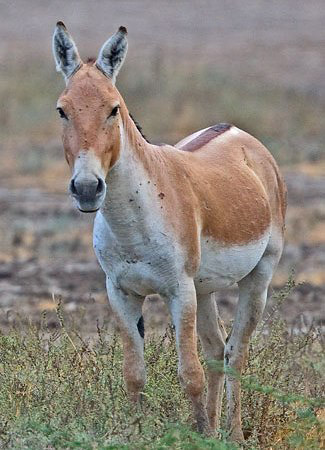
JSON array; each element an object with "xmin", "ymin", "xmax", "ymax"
[
  {"xmin": 56, "ymin": 21, "xmax": 66, "ymax": 29},
  {"xmin": 118, "ymin": 26, "xmax": 127, "ymax": 35}
]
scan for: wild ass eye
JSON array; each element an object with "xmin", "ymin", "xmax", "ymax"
[
  {"xmin": 108, "ymin": 105, "xmax": 120, "ymax": 119},
  {"xmin": 57, "ymin": 107, "xmax": 68, "ymax": 120}
]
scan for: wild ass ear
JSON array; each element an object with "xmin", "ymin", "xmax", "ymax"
[
  {"xmin": 96, "ymin": 26, "xmax": 128, "ymax": 83},
  {"xmin": 52, "ymin": 21, "xmax": 82, "ymax": 82}
]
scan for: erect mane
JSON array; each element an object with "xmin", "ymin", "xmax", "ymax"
[{"xmin": 129, "ymin": 112, "xmax": 149, "ymax": 142}]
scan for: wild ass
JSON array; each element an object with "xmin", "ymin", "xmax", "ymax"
[{"xmin": 52, "ymin": 22, "xmax": 286, "ymax": 442}]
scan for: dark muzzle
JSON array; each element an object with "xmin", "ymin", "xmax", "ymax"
[{"xmin": 69, "ymin": 176, "xmax": 106, "ymax": 212}]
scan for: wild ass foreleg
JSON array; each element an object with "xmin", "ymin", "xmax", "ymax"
[
  {"xmin": 197, "ymin": 294, "xmax": 226, "ymax": 432},
  {"xmin": 106, "ymin": 279, "xmax": 146, "ymax": 404},
  {"xmin": 169, "ymin": 279, "xmax": 211, "ymax": 435},
  {"xmin": 224, "ymin": 244, "xmax": 281, "ymax": 442}
]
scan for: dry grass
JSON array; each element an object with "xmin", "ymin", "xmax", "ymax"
[{"xmin": 0, "ymin": 281, "xmax": 323, "ymax": 449}]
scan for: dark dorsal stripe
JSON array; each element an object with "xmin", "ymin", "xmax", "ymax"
[{"xmin": 180, "ymin": 123, "xmax": 232, "ymax": 152}]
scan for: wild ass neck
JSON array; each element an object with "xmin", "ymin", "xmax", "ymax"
[{"xmin": 100, "ymin": 116, "xmax": 165, "ymax": 244}]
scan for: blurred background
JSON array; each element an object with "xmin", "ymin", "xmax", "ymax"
[{"xmin": 0, "ymin": 0, "xmax": 324, "ymax": 334}]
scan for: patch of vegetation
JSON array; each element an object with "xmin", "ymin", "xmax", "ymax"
[
  {"xmin": 240, "ymin": 278, "xmax": 324, "ymax": 447},
  {"xmin": 0, "ymin": 281, "xmax": 323, "ymax": 449}
]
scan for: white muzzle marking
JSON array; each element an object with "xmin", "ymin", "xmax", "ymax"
[{"xmin": 70, "ymin": 151, "xmax": 107, "ymax": 212}]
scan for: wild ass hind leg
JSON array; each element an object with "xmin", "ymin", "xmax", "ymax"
[
  {"xmin": 106, "ymin": 278, "xmax": 146, "ymax": 405},
  {"xmin": 197, "ymin": 293, "xmax": 227, "ymax": 433},
  {"xmin": 168, "ymin": 278, "xmax": 211, "ymax": 435},
  {"xmin": 225, "ymin": 237, "xmax": 283, "ymax": 442}
]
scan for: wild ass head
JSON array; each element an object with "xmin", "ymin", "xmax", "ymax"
[{"xmin": 52, "ymin": 22, "xmax": 128, "ymax": 212}]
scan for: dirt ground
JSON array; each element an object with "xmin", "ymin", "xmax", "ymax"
[
  {"xmin": 0, "ymin": 165, "xmax": 324, "ymax": 335},
  {"xmin": 0, "ymin": 0, "xmax": 324, "ymax": 335}
]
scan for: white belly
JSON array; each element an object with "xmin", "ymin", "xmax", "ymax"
[
  {"xmin": 195, "ymin": 231, "xmax": 270, "ymax": 295},
  {"xmin": 94, "ymin": 209, "xmax": 270, "ymax": 298}
]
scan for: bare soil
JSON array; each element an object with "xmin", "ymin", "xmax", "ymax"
[{"xmin": 0, "ymin": 167, "xmax": 324, "ymax": 335}]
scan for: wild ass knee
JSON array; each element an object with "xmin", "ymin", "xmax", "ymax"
[
  {"xmin": 197, "ymin": 295, "xmax": 226, "ymax": 431},
  {"xmin": 114, "ymin": 323, "xmax": 145, "ymax": 403},
  {"xmin": 106, "ymin": 281, "xmax": 146, "ymax": 404},
  {"xmin": 179, "ymin": 359, "xmax": 206, "ymax": 398},
  {"xmin": 169, "ymin": 283, "xmax": 211, "ymax": 434},
  {"xmin": 224, "ymin": 260, "xmax": 274, "ymax": 442},
  {"xmin": 123, "ymin": 361, "xmax": 146, "ymax": 403}
]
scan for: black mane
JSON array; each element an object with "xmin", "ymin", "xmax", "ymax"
[{"xmin": 129, "ymin": 113, "xmax": 149, "ymax": 142}]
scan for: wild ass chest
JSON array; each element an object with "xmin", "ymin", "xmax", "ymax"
[{"xmin": 93, "ymin": 209, "xmax": 184, "ymax": 298}]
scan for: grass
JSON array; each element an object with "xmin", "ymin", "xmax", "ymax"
[{"xmin": 0, "ymin": 281, "xmax": 323, "ymax": 449}]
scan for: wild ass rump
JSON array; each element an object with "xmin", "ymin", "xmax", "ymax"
[{"xmin": 52, "ymin": 22, "xmax": 286, "ymax": 442}]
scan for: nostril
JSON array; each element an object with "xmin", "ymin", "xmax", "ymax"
[
  {"xmin": 70, "ymin": 179, "xmax": 77, "ymax": 195},
  {"xmin": 96, "ymin": 178, "xmax": 105, "ymax": 195},
  {"xmin": 70, "ymin": 177, "xmax": 104, "ymax": 198}
]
